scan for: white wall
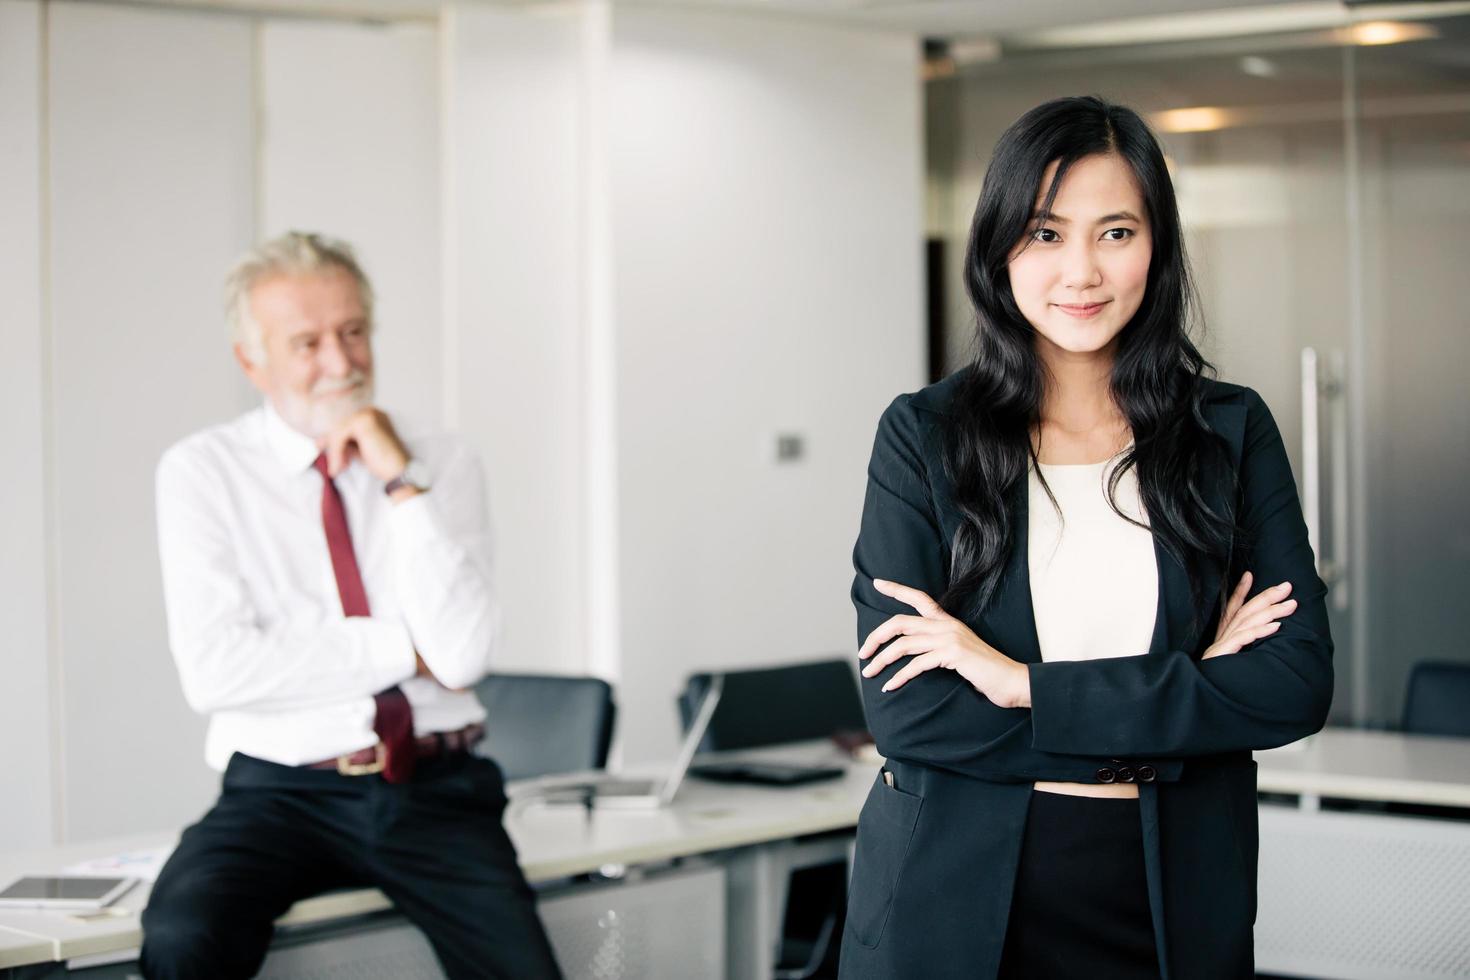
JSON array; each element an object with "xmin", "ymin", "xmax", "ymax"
[
  {"xmin": 4, "ymin": 1, "xmax": 444, "ymax": 845},
  {"xmin": 46, "ymin": 0, "xmax": 259, "ymax": 841},
  {"xmin": 608, "ymin": 8, "xmax": 925, "ymax": 762},
  {"xmin": 259, "ymin": 18, "xmax": 443, "ymax": 426},
  {"xmin": 442, "ymin": 3, "xmax": 926, "ymax": 757},
  {"xmin": 0, "ymin": 0, "xmax": 53, "ymax": 852},
  {"xmin": 3, "ymin": 0, "xmax": 925, "ymax": 843}
]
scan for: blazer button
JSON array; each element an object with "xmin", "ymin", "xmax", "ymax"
[
  {"xmin": 1095, "ymin": 767, "xmax": 1117, "ymax": 783},
  {"xmin": 1116, "ymin": 766, "xmax": 1136, "ymax": 783},
  {"xmin": 1137, "ymin": 765, "xmax": 1157, "ymax": 783}
]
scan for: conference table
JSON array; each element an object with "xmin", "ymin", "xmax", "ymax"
[
  {"xmin": 3, "ymin": 729, "xmax": 1468, "ymax": 979},
  {"xmin": 0, "ymin": 742, "xmax": 870, "ymax": 979}
]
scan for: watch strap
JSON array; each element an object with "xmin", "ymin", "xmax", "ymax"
[{"xmin": 384, "ymin": 460, "xmax": 429, "ymax": 496}]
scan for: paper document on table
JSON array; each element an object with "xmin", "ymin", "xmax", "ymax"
[{"xmin": 63, "ymin": 844, "xmax": 173, "ymax": 883}]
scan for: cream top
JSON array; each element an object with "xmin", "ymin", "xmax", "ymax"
[{"xmin": 1027, "ymin": 448, "xmax": 1158, "ymax": 664}]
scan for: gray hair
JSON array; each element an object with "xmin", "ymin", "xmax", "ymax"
[{"xmin": 224, "ymin": 231, "xmax": 375, "ymax": 363}]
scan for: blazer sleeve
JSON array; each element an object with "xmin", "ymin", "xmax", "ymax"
[
  {"xmin": 853, "ymin": 394, "xmax": 1183, "ymax": 783},
  {"xmin": 1027, "ymin": 387, "xmax": 1335, "ymax": 758}
]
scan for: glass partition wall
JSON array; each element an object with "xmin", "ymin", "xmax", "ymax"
[{"xmin": 926, "ymin": 13, "xmax": 1470, "ymax": 728}]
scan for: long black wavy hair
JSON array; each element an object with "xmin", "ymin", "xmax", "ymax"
[{"xmin": 941, "ymin": 95, "xmax": 1241, "ymax": 650}]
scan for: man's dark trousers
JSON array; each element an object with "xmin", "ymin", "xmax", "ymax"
[{"xmin": 140, "ymin": 751, "xmax": 562, "ymax": 979}]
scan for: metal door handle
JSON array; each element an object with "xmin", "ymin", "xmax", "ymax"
[
  {"xmin": 1301, "ymin": 346, "xmax": 1348, "ymax": 607},
  {"xmin": 1302, "ymin": 347, "xmax": 1321, "ymax": 570}
]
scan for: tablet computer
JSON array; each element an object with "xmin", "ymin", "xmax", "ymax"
[{"xmin": 0, "ymin": 875, "xmax": 138, "ymax": 910}]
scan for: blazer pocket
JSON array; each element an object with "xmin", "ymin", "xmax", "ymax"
[{"xmin": 848, "ymin": 770, "xmax": 923, "ymax": 950}]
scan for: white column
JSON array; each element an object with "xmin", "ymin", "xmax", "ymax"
[
  {"xmin": 442, "ymin": 3, "xmax": 594, "ymax": 679},
  {"xmin": 0, "ymin": 0, "xmax": 54, "ymax": 850}
]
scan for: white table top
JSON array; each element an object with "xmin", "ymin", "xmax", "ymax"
[
  {"xmin": 0, "ymin": 745, "xmax": 875, "ymax": 968},
  {"xmin": 0, "ymin": 831, "xmax": 172, "ymax": 966},
  {"xmin": 508, "ymin": 752, "xmax": 871, "ymax": 879},
  {"xmin": 1255, "ymin": 727, "xmax": 1470, "ymax": 807},
  {"xmin": 0, "ymin": 926, "xmax": 55, "ymax": 970}
]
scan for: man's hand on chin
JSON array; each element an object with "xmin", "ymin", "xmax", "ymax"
[{"xmin": 322, "ymin": 408, "xmax": 417, "ymax": 494}]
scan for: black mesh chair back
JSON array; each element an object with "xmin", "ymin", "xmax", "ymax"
[
  {"xmin": 473, "ymin": 673, "xmax": 615, "ymax": 781},
  {"xmin": 1401, "ymin": 661, "xmax": 1470, "ymax": 738},
  {"xmin": 678, "ymin": 658, "xmax": 868, "ymax": 750}
]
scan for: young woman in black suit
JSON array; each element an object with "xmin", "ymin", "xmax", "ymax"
[{"xmin": 838, "ymin": 96, "xmax": 1333, "ymax": 979}]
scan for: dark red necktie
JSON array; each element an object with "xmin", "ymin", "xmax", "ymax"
[{"xmin": 314, "ymin": 453, "xmax": 415, "ymax": 783}]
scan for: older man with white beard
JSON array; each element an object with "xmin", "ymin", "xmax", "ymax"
[{"xmin": 141, "ymin": 232, "xmax": 561, "ymax": 980}]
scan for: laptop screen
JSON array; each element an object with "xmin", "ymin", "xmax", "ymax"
[{"xmin": 679, "ymin": 661, "xmax": 867, "ymax": 751}]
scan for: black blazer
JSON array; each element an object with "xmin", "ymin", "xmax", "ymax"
[{"xmin": 838, "ymin": 373, "xmax": 1333, "ymax": 980}]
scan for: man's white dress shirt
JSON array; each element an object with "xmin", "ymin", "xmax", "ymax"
[{"xmin": 156, "ymin": 402, "xmax": 492, "ymax": 771}]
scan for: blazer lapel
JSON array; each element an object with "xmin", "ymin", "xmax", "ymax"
[
  {"xmin": 1151, "ymin": 398, "xmax": 1248, "ymax": 656},
  {"xmin": 977, "ymin": 476, "xmax": 1045, "ymax": 665},
  {"xmin": 979, "ymin": 396, "xmax": 1249, "ymax": 663}
]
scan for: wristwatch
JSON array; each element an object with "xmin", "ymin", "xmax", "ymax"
[{"xmin": 384, "ymin": 459, "xmax": 431, "ymax": 496}]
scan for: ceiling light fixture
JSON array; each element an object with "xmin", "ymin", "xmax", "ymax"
[
  {"xmin": 1151, "ymin": 106, "xmax": 1234, "ymax": 133},
  {"xmin": 1343, "ymin": 20, "xmax": 1439, "ymax": 46},
  {"xmin": 1007, "ymin": 1, "xmax": 1467, "ymax": 51}
]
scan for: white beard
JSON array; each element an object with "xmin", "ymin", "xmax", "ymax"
[{"xmin": 274, "ymin": 372, "xmax": 374, "ymax": 440}]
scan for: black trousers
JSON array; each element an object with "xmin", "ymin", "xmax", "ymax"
[
  {"xmin": 997, "ymin": 791, "xmax": 1159, "ymax": 980},
  {"xmin": 139, "ymin": 751, "xmax": 562, "ymax": 980}
]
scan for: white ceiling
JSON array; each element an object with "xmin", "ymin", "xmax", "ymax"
[
  {"xmin": 693, "ymin": 0, "xmax": 1315, "ymax": 40},
  {"xmin": 75, "ymin": 0, "xmax": 1329, "ymax": 40}
]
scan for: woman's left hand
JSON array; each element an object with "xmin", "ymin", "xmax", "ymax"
[{"xmin": 859, "ymin": 579, "xmax": 1032, "ymax": 709}]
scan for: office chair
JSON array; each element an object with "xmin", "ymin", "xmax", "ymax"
[
  {"xmin": 1401, "ymin": 660, "xmax": 1470, "ymax": 738},
  {"xmin": 774, "ymin": 862, "xmax": 847, "ymax": 979},
  {"xmin": 473, "ymin": 673, "xmax": 616, "ymax": 781},
  {"xmin": 677, "ymin": 657, "xmax": 869, "ymax": 751}
]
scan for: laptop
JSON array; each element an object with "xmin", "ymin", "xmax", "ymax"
[
  {"xmin": 514, "ymin": 674, "xmax": 724, "ymax": 810},
  {"xmin": 678, "ymin": 661, "xmax": 863, "ymax": 787}
]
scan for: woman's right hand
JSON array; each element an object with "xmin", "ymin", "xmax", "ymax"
[{"xmin": 1202, "ymin": 570, "xmax": 1298, "ymax": 660}]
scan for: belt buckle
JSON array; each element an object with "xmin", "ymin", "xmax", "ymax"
[{"xmin": 337, "ymin": 743, "xmax": 386, "ymax": 776}]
